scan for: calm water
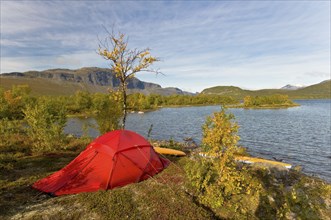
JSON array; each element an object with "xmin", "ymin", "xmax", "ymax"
[{"xmin": 65, "ymin": 100, "xmax": 331, "ymax": 182}]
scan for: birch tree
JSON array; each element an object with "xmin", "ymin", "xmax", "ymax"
[{"xmin": 98, "ymin": 30, "xmax": 160, "ymax": 129}]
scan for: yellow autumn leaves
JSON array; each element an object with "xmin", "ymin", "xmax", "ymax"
[
  {"xmin": 98, "ymin": 31, "xmax": 159, "ymax": 81},
  {"xmin": 202, "ymin": 107, "xmax": 240, "ymax": 156},
  {"xmin": 98, "ymin": 29, "xmax": 159, "ymax": 129}
]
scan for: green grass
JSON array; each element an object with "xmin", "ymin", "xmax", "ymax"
[{"xmin": 0, "ymin": 137, "xmax": 215, "ymax": 219}]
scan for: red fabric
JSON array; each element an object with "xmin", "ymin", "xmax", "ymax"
[{"xmin": 32, "ymin": 130, "xmax": 170, "ymax": 196}]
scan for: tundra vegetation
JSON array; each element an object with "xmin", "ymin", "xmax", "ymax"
[
  {"xmin": 243, "ymin": 94, "xmax": 298, "ymax": 108},
  {"xmin": 185, "ymin": 108, "xmax": 330, "ymax": 219},
  {"xmin": 0, "ymin": 85, "xmax": 330, "ymax": 219}
]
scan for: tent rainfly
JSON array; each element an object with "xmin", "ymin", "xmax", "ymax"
[{"xmin": 33, "ymin": 130, "xmax": 170, "ymax": 196}]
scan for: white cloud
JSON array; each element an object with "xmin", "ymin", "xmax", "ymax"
[
  {"xmin": 1, "ymin": 51, "xmax": 105, "ymax": 73},
  {"xmin": 1, "ymin": 1, "xmax": 62, "ymax": 35},
  {"xmin": 1, "ymin": 1, "xmax": 330, "ymax": 92},
  {"xmin": 304, "ymin": 71, "xmax": 330, "ymax": 78}
]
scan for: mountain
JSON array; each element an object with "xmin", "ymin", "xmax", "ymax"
[
  {"xmin": 0, "ymin": 67, "xmax": 191, "ymax": 96},
  {"xmin": 289, "ymin": 79, "xmax": 331, "ymax": 99},
  {"xmin": 201, "ymin": 86, "xmax": 249, "ymax": 98},
  {"xmin": 281, "ymin": 84, "xmax": 306, "ymax": 90},
  {"xmin": 201, "ymin": 86, "xmax": 283, "ymax": 99},
  {"xmin": 202, "ymin": 80, "xmax": 331, "ymax": 99}
]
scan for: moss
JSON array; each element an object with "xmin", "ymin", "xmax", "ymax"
[
  {"xmin": 71, "ymin": 161, "xmax": 215, "ymax": 220},
  {"xmin": 77, "ymin": 189, "xmax": 140, "ymax": 219}
]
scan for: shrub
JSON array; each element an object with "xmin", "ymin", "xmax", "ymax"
[
  {"xmin": 0, "ymin": 118, "xmax": 25, "ymax": 147},
  {"xmin": 186, "ymin": 107, "xmax": 262, "ymax": 218},
  {"xmin": 23, "ymin": 97, "xmax": 67, "ymax": 152},
  {"xmin": 243, "ymin": 94, "xmax": 295, "ymax": 107},
  {"xmin": 92, "ymin": 93, "xmax": 122, "ymax": 134},
  {"xmin": 0, "ymin": 85, "xmax": 34, "ymax": 120},
  {"xmin": 201, "ymin": 107, "xmax": 239, "ymax": 156},
  {"xmin": 67, "ymin": 90, "xmax": 93, "ymax": 114}
]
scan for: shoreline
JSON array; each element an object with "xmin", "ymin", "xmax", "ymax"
[{"xmin": 122, "ymin": 103, "xmax": 301, "ymax": 114}]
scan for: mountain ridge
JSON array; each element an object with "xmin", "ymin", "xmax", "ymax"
[
  {"xmin": 280, "ymin": 84, "xmax": 306, "ymax": 90},
  {"xmin": 0, "ymin": 67, "xmax": 191, "ymax": 96},
  {"xmin": 1, "ymin": 67, "xmax": 330, "ymax": 99},
  {"xmin": 202, "ymin": 79, "xmax": 331, "ymax": 99}
]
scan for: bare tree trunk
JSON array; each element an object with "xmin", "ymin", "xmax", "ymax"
[{"xmin": 121, "ymin": 83, "xmax": 127, "ymax": 129}]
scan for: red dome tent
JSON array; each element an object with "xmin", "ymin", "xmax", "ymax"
[{"xmin": 33, "ymin": 130, "xmax": 170, "ymax": 196}]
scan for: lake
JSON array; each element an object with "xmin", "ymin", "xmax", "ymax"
[{"xmin": 65, "ymin": 99, "xmax": 331, "ymax": 182}]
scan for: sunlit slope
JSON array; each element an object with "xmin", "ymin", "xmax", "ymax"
[
  {"xmin": 201, "ymin": 86, "xmax": 286, "ymax": 99},
  {"xmin": 0, "ymin": 77, "xmax": 109, "ymax": 96},
  {"xmin": 0, "ymin": 67, "xmax": 190, "ymax": 96},
  {"xmin": 202, "ymin": 80, "xmax": 331, "ymax": 99},
  {"xmin": 289, "ymin": 80, "xmax": 331, "ymax": 99}
]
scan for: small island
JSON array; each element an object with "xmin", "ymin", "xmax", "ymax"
[{"xmin": 242, "ymin": 94, "xmax": 299, "ymax": 109}]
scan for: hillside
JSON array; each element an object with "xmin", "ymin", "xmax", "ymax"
[
  {"xmin": 202, "ymin": 80, "xmax": 331, "ymax": 99},
  {"xmin": 1, "ymin": 68, "xmax": 329, "ymax": 98},
  {"xmin": 0, "ymin": 67, "xmax": 190, "ymax": 96},
  {"xmin": 289, "ymin": 79, "xmax": 331, "ymax": 99}
]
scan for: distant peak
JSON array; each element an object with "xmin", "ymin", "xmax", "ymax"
[{"xmin": 281, "ymin": 84, "xmax": 306, "ymax": 90}]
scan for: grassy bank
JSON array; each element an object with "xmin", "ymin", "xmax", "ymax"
[
  {"xmin": 1, "ymin": 137, "xmax": 330, "ymax": 220},
  {"xmin": 0, "ymin": 138, "xmax": 214, "ymax": 219}
]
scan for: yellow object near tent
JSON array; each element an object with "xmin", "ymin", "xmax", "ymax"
[
  {"xmin": 235, "ymin": 156, "xmax": 292, "ymax": 169},
  {"xmin": 153, "ymin": 147, "xmax": 291, "ymax": 168},
  {"xmin": 153, "ymin": 147, "xmax": 186, "ymax": 156},
  {"xmin": 199, "ymin": 152, "xmax": 292, "ymax": 169}
]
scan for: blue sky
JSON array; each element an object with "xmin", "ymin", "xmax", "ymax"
[{"xmin": 1, "ymin": 1, "xmax": 330, "ymax": 92}]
